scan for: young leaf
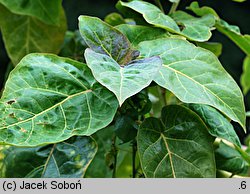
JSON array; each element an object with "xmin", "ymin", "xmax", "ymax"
[
  {"xmin": 241, "ymin": 56, "xmax": 250, "ymax": 95},
  {"xmin": 84, "ymin": 48, "xmax": 162, "ymax": 106},
  {"xmin": 119, "ymin": 0, "xmax": 215, "ymax": 42},
  {"xmin": 0, "ymin": 5, "xmax": 66, "ymax": 65},
  {"xmin": 215, "ymin": 141, "xmax": 249, "ymax": 175},
  {"xmin": 78, "ymin": 16, "xmax": 135, "ymax": 65},
  {"xmin": 0, "ymin": 136, "xmax": 97, "ymax": 178},
  {"xmin": 138, "ymin": 105, "xmax": 216, "ymax": 178},
  {"xmin": 138, "ymin": 38, "xmax": 246, "ymax": 130},
  {"xmin": 187, "ymin": 104, "xmax": 241, "ymax": 147},
  {"xmin": 0, "ymin": 54, "xmax": 118, "ymax": 146},
  {"xmin": 0, "ymin": 0, "xmax": 62, "ymax": 25},
  {"xmin": 116, "ymin": 24, "xmax": 169, "ymax": 47}
]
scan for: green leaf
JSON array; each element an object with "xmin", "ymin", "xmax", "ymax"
[
  {"xmin": 116, "ymin": 24, "xmax": 169, "ymax": 47},
  {"xmin": 216, "ymin": 20, "xmax": 250, "ymax": 56},
  {"xmin": 104, "ymin": 13, "xmax": 126, "ymax": 26},
  {"xmin": 215, "ymin": 141, "xmax": 249, "ymax": 175},
  {"xmin": 114, "ymin": 115, "xmax": 137, "ymax": 143},
  {"xmin": 0, "ymin": 136, "xmax": 97, "ymax": 178},
  {"xmin": 246, "ymin": 112, "xmax": 250, "ymax": 117},
  {"xmin": 119, "ymin": 0, "xmax": 215, "ymax": 42},
  {"xmin": 232, "ymin": 0, "xmax": 246, "ymax": 2},
  {"xmin": 138, "ymin": 105, "xmax": 216, "ymax": 178},
  {"xmin": 187, "ymin": 2, "xmax": 250, "ymax": 56},
  {"xmin": 138, "ymin": 38, "xmax": 246, "ymax": 130},
  {"xmin": 85, "ymin": 126, "xmax": 134, "ymax": 178},
  {"xmin": 78, "ymin": 16, "xmax": 135, "ymax": 65},
  {"xmin": 119, "ymin": 0, "xmax": 179, "ymax": 32},
  {"xmin": 196, "ymin": 42, "xmax": 222, "ymax": 57},
  {"xmin": 0, "ymin": 54, "xmax": 118, "ymax": 146},
  {"xmin": 187, "ymin": 2, "xmax": 219, "ymax": 19},
  {"xmin": 84, "ymin": 48, "xmax": 162, "ymax": 106},
  {"xmin": 0, "ymin": 5, "xmax": 66, "ymax": 65},
  {"xmin": 171, "ymin": 11, "xmax": 215, "ymax": 42},
  {"xmin": 59, "ymin": 30, "xmax": 87, "ymax": 62},
  {"xmin": 187, "ymin": 104, "xmax": 241, "ymax": 147},
  {"xmin": 0, "ymin": 0, "xmax": 62, "ymax": 25},
  {"xmin": 241, "ymin": 56, "xmax": 250, "ymax": 95}
]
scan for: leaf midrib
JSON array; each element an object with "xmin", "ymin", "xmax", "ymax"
[
  {"xmin": 164, "ymin": 65, "xmax": 240, "ymax": 123},
  {"xmin": 0, "ymin": 89, "xmax": 92, "ymax": 130}
]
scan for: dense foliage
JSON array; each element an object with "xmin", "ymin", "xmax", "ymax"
[{"xmin": 0, "ymin": 0, "xmax": 250, "ymax": 178}]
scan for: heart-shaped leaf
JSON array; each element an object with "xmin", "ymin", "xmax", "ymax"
[
  {"xmin": 78, "ymin": 16, "xmax": 135, "ymax": 65},
  {"xmin": 0, "ymin": 5, "xmax": 66, "ymax": 65},
  {"xmin": 119, "ymin": 0, "xmax": 215, "ymax": 42},
  {"xmin": 187, "ymin": 104, "xmax": 241, "ymax": 147},
  {"xmin": 138, "ymin": 105, "xmax": 216, "ymax": 178},
  {"xmin": 138, "ymin": 38, "xmax": 245, "ymax": 130},
  {"xmin": 84, "ymin": 48, "xmax": 162, "ymax": 106},
  {"xmin": 0, "ymin": 136, "xmax": 97, "ymax": 178},
  {"xmin": 0, "ymin": 54, "xmax": 118, "ymax": 146},
  {"xmin": 0, "ymin": 0, "xmax": 62, "ymax": 25}
]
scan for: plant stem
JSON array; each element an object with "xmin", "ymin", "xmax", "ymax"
[
  {"xmin": 168, "ymin": 0, "xmax": 181, "ymax": 14},
  {"xmin": 154, "ymin": 0, "xmax": 164, "ymax": 13},
  {"xmin": 132, "ymin": 140, "xmax": 137, "ymax": 178},
  {"xmin": 112, "ymin": 135, "xmax": 117, "ymax": 178},
  {"xmin": 157, "ymin": 86, "xmax": 167, "ymax": 107}
]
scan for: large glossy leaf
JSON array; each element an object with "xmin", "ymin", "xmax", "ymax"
[
  {"xmin": 119, "ymin": 1, "xmax": 215, "ymax": 42},
  {"xmin": 84, "ymin": 48, "xmax": 162, "ymax": 106},
  {"xmin": 0, "ymin": 136, "xmax": 97, "ymax": 178},
  {"xmin": 187, "ymin": 104, "xmax": 241, "ymax": 147},
  {"xmin": 0, "ymin": 54, "xmax": 118, "ymax": 146},
  {"xmin": 0, "ymin": 0, "xmax": 62, "ymax": 25},
  {"xmin": 241, "ymin": 56, "xmax": 250, "ymax": 95},
  {"xmin": 187, "ymin": 1, "xmax": 250, "ymax": 56},
  {"xmin": 0, "ymin": 5, "xmax": 66, "ymax": 65},
  {"xmin": 78, "ymin": 16, "xmax": 135, "ymax": 65},
  {"xmin": 138, "ymin": 38, "xmax": 245, "ymax": 130},
  {"xmin": 116, "ymin": 24, "xmax": 169, "ymax": 47},
  {"xmin": 215, "ymin": 141, "xmax": 249, "ymax": 175},
  {"xmin": 138, "ymin": 105, "xmax": 216, "ymax": 178}
]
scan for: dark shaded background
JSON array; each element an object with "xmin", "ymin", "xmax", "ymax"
[{"xmin": 0, "ymin": 0, "xmax": 250, "ymax": 140}]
